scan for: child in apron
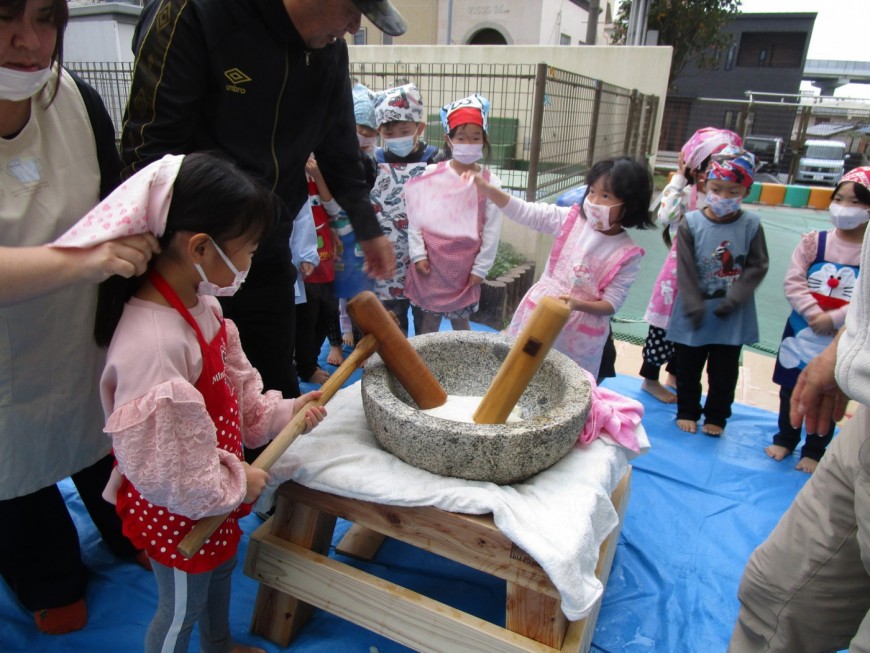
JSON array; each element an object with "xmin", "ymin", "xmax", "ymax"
[
  {"xmin": 768, "ymin": 167, "xmax": 869, "ymax": 473},
  {"xmin": 404, "ymin": 94, "xmax": 503, "ymax": 334},
  {"xmin": 641, "ymin": 127, "xmax": 742, "ymax": 403},
  {"xmin": 53, "ymin": 153, "xmax": 325, "ymax": 653},
  {"xmin": 467, "ymin": 157, "xmax": 655, "ymax": 381}
]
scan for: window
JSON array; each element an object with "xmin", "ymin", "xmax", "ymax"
[
  {"xmin": 724, "ymin": 44, "xmax": 737, "ymax": 71},
  {"xmin": 723, "ymin": 110, "xmax": 738, "ymax": 132},
  {"xmin": 560, "ymin": 33, "xmax": 571, "ymax": 45},
  {"xmin": 737, "ymin": 32, "xmax": 807, "ymax": 68},
  {"xmin": 353, "ymin": 28, "xmax": 366, "ymax": 45}
]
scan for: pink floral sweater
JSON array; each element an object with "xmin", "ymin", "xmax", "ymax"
[{"xmin": 100, "ymin": 296, "xmax": 295, "ymax": 520}]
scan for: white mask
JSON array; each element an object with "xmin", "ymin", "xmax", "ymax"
[
  {"xmin": 705, "ymin": 192, "xmax": 743, "ymax": 218},
  {"xmin": 0, "ymin": 66, "xmax": 53, "ymax": 102},
  {"xmin": 357, "ymin": 133, "xmax": 377, "ymax": 151},
  {"xmin": 450, "ymin": 141, "xmax": 484, "ymax": 165},
  {"xmin": 195, "ymin": 239, "xmax": 248, "ymax": 297},
  {"xmin": 384, "ymin": 135, "xmax": 416, "ymax": 158},
  {"xmin": 829, "ymin": 203, "xmax": 870, "ymax": 230},
  {"xmin": 583, "ymin": 196, "xmax": 621, "ymax": 231}
]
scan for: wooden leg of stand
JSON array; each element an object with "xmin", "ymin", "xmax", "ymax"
[
  {"xmin": 506, "ymin": 583, "xmax": 568, "ymax": 649},
  {"xmin": 335, "ymin": 524, "xmax": 387, "ymax": 560},
  {"xmin": 247, "ymin": 491, "xmax": 337, "ymax": 646}
]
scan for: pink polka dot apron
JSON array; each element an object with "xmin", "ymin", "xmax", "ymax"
[
  {"xmin": 115, "ymin": 270, "xmax": 250, "ymax": 573},
  {"xmin": 403, "ymin": 163, "xmax": 490, "ymax": 313}
]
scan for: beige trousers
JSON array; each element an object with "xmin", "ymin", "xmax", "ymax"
[{"xmin": 729, "ymin": 404, "xmax": 870, "ymax": 652}]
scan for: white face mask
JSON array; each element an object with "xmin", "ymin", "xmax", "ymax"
[
  {"xmin": 829, "ymin": 203, "xmax": 870, "ymax": 230},
  {"xmin": 0, "ymin": 66, "xmax": 53, "ymax": 102},
  {"xmin": 705, "ymin": 192, "xmax": 743, "ymax": 218},
  {"xmin": 357, "ymin": 132, "xmax": 377, "ymax": 151},
  {"xmin": 195, "ymin": 239, "xmax": 248, "ymax": 297},
  {"xmin": 583, "ymin": 196, "xmax": 621, "ymax": 231},
  {"xmin": 384, "ymin": 135, "xmax": 416, "ymax": 158},
  {"xmin": 450, "ymin": 141, "xmax": 484, "ymax": 165}
]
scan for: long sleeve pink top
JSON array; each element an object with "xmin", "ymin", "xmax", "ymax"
[
  {"xmin": 784, "ymin": 229, "xmax": 862, "ymax": 330},
  {"xmin": 100, "ymin": 296, "xmax": 296, "ymax": 520}
]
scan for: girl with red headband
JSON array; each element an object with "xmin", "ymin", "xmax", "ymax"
[
  {"xmin": 767, "ymin": 166, "xmax": 870, "ymax": 472},
  {"xmin": 403, "ymin": 94, "xmax": 503, "ymax": 334}
]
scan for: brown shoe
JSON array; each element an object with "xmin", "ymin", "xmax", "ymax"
[{"xmin": 34, "ymin": 598, "xmax": 87, "ymax": 634}]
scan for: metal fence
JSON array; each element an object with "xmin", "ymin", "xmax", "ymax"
[
  {"xmin": 68, "ymin": 60, "xmax": 659, "ymax": 202},
  {"xmin": 657, "ymin": 93, "xmax": 870, "ymax": 182}
]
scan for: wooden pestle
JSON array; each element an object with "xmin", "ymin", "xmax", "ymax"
[
  {"xmin": 473, "ymin": 296, "xmax": 571, "ymax": 424},
  {"xmin": 346, "ymin": 291, "xmax": 447, "ymax": 410},
  {"xmin": 177, "ymin": 332, "xmax": 380, "ymax": 559}
]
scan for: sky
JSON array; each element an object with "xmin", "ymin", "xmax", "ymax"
[{"xmin": 737, "ymin": 0, "xmax": 870, "ymax": 98}]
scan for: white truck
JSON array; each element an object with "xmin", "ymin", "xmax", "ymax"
[{"xmin": 795, "ymin": 139, "xmax": 846, "ymax": 185}]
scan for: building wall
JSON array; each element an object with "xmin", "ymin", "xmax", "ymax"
[
  {"xmin": 358, "ymin": 0, "xmax": 615, "ymax": 46},
  {"xmin": 65, "ymin": 3, "xmax": 140, "ymax": 63}
]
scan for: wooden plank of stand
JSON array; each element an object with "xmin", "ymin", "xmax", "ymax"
[
  {"xmin": 248, "ymin": 532, "xmax": 559, "ymax": 653},
  {"xmin": 276, "ymin": 482, "xmax": 558, "ymax": 598},
  {"xmin": 335, "ymin": 523, "xmax": 387, "ymax": 560}
]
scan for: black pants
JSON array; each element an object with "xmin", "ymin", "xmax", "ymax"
[
  {"xmin": 0, "ymin": 454, "xmax": 136, "ymax": 610},
  {"xmin": 597, "ymin": 327, "xmax": 617, "ymax": 385},
  {"xmin": 381, "ymin": 298, "xmax": 423, "ymax": 337},
  {"xmin": 773, "ymin": 385, "xmax": 835, "ymax": 461},
  {"xmin": 674, "ymin": 343, "xmax": 742, "ymax": 428},
  {"xmin": 295, "ymin": 282, "xmax": 338, "ymax": 381}
]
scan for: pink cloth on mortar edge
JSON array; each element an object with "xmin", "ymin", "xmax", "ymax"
[{"xmin": 579, "ymin": 370, "xmax": 644, "ymax": 453}]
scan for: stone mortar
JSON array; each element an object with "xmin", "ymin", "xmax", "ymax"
[{"xmin": 360, "ymin": 331, "xmax": 592, "ymax": 485}]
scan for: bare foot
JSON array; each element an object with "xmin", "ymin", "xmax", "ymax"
[
  {"xmin": 676, "ymin": 419, "xmax": 697, "ymax": 433},
  {"xmin": 230, "ymin": 645, "xmax": 266, "ymax": 653},
  {"xmin": 327, "ymin": 345, "xmax": 344, "ymax": 366},
  {"xmin": 764, "ymin": 444, "xmax": 791, "ymax": 461},
  {"xmin": 342, "ymin": 332, "xmax": 355, "ymax": 347},
  {"xmin": 307, "ymin": 368, "xmax": 330, "ymax": 385},
  {"xmin": 665, "ymin": 373, "xmax": 678, "ymax": 391},
  {"xmin": 795, "ymin": 457, "xmax": 818, "ymax": 474},
  {"xmin": 641, "ymin": 379, "xmax": 677, "ymax": 404},
  {"xmin": 701, "ymin": 423, "xmax": 724, "ymax": 437}
]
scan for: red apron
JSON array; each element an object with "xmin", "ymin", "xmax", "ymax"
[{"xmin": 115, "ymin": 270, "xmax": 250, "ymax": 573}]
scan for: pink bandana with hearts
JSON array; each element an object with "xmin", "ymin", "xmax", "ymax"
[{"xmin": 51, "ymin": 154, "xmax": 184, "ymax": 247}]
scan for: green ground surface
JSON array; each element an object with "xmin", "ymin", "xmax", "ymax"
[{"xmin": 612, "ymin": 204, "xmax": 834, "ymax": 357}]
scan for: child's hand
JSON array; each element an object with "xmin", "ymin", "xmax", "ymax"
[
  {"xmin": 808, "ymin": 312, "xmax": 835, "ymax": 335},
  {"xmin": 468, "ymin": 273, "xmax": 484, "ymax": 287},
  {"xmin": 293, "ymin": 391, "xmax": 327, "ymax": 434},
  {"xmin": 677, "ymin": 151, "xmax": 688, "ymax": 177},
  {"xmin": 242, "ymin": 462, "xmax": 269, "ymax": 504},
  {"xmin": 461, "ymin": 170, "xmax": 485, "ymax": 188},
  {"xmin": 299, "ymin": 261, "xmax": 315, "ymax": 278},
  {"xmin": 415, "ymin": 259, "xmax": 431, "ymax": 275},
  {"xmin": 305, "ymin": 154, "xmax": 323, "ymax": 181},
  {"xmin": 558, "ymin": 295, "xmax": 586, "ymax": 312},
  {"xmin": 687, "ymin": 305, "xmax": 705, "ymax": 329}
]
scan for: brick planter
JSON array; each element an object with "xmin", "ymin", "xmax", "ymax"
[{"xmin": 476, "ymin": 262, "xmax": 536, "ymax": 330}]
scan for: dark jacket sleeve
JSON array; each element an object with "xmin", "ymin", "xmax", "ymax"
[
  {"xmin": 68, "ymin": 69, "xmax": 123, "ymax": 199},
  {"xmin": 120, "ymin": 0, "xmax": 209, "ymax": 176},
  {"xmin": 675, "ymin": 218, "xmax": 706, "ymax": 327},
  {"xmin": 715, "ymin": 223, "xmax": 770, "ymax": 317},
  {"xmin": 312, "ymin": 46, "xmax": 382, "ymax": 242}
]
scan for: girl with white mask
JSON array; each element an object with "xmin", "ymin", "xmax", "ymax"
[
  {"xmin": 59, "ymin": 152, "xmax": 324, "ymax": 653},
  {"xmin": 767, "ymin": 166, "xmax": 870, "ymax": 474},
  {"xmin": 466, "ymin": 156, "xmax": 656, "ymax": 382},
  {"xmin": 0, "ymin": 0, "xmax": 164, "ymax": 635},
  {"xmin": 403, "ymin": 94, "xmax": 503, "ymax": 334}
]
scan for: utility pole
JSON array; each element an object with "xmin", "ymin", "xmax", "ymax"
[
  {"xmin": 586, "ymin": 0, "xmax": 600, "ymax": 45},
  {"xmin": 446, "ymin": 0, "xmax": 454, "ymax": 45}
]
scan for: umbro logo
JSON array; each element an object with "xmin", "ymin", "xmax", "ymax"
[{"xmin": 224, "ymin": 68, "xmax": 251, "ymax": 94}]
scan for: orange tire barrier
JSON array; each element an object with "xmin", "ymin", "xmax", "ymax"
[
  {"xmin": 759, "ymin": 183, "xmax": 786, "ymax": 206},
  {"xmin": 807, "ymin": 186, "xmax": 834, "ymax": 210}
]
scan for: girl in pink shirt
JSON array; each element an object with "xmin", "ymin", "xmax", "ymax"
[
  {"xmin": 768, "ymin": 167, "xmax": 870, "ymax": 473},
  {"xmin": 57, "ymin": 153, "xmax": 325, "ymax": 653}
]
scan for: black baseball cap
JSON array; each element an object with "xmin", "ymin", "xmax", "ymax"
[{"xmin": 353, "ymin": 0, "xmax": 407, "ymax": 36}]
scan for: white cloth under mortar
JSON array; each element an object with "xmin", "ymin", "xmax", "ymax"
[{"xmin": 258, "ymin": 381, "xmax": 650, "ymax": 620}]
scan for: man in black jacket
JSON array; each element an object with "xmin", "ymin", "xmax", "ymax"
[{"xmin": 121, "ymin": 0, "xmax": 402, "ymax": 401}]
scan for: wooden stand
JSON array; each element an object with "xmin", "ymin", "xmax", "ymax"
[{"xmin": 244, "ymin": 469, "xmax": 631, "ymax": 653}]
